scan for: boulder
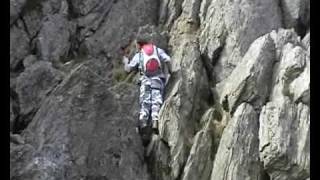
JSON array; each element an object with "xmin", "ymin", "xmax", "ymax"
[
  {"xmin": 11, "ymin": 61, "xmax": 151, "ymax": 179},
  {"xmin": 269, "ymin": 29, "xmax": 302, "ymax": 60},
  {"xmin": 15, "ymin": 61, "xmax": 64, "ymax": 131},
  {"xmin": 158, "ymin": 0, "xmax": 184, "ymax": 29},
  {"xmin": 159, "ymin": 36, "xmax": 210, "ymax": 179},
  {"xmin": 281, "ymin": 0, "xmax": 310, "ymax": 36},
  {"xmin": 181, "ymin": 119, "xmax": 214, "ymax": 180},
  {"xmin": 146, "ymin": 135, "xmax": 172, "ymax": 180},
  {"xmin": 259, "ymin": 100, "xmax": 310, "ymax": 180},
  {"xmin": 23, "ymin": 55, "xmax": 37, "ymax": 68},
  {"xmin": 37, "ymin": 14, "xmax": 75, "ymax": 66},
  {"xmin": 289, "ymin": 58, "xmax": 309, "ymax": 105},
  {"xmin": 10, "ymin": 0, "xmax": 27, "ymax": 25},
  {"xmin": 10, "ymin": 98, "xmax": 15, "ymax": 131},
  {"xmin": 259, "ymin": 30, "xmax": 309, "ymax": 179},
  {"xmin": 10, "ymin": 23, "xmax": 30, "ymax": 71},
  {"xmin": 199, "ymin": 0, "xmax": 282, "ymax": 82},
  {"xmin": 210, "ymin": 103, "xmax": 263, "ymax": 180},
  {"xmin": 269, "ymin": 43, "xmax": 307, "ymax": 103},
  {"xmin": 216, "ymin": 34, "xmax": 276, "ymax": 114},
  {"xmin": 80, "ymin": 0, "xmax": 158, "ymax": 58}
]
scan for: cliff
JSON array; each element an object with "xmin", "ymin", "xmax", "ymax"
[{"xmin": 10, "ymin": 0, "xmax": 310, "ymax": 179}]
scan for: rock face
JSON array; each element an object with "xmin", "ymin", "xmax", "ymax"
[
  {"xmin": 10, "ymin": 0, "xmax": 309, "ymax": 180},
  {"xmin": 216, "ymin": 34, "xmax": 276, "ymax": 114},
  {"xmin": 258, "ymin": 28, "xmax": 310, "ymax": 180},
  {"xmin": 11, "ymin": 61, "xmax": 149, "ymax": 180},
  {"xmin": 199, "ymin": 0, "xmax": 282, "ymax": 82},
  {"xmin": 15, "ymin": 61, "xmax": 63, "ymax": 132},
  {"xmin": 210, "ymin": 103, "xmax": 263, "ymax": 180}
]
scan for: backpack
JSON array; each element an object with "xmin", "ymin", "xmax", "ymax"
[{"xmin": 139, "ymin": 44, "xmax": 162, "ymax": 77}]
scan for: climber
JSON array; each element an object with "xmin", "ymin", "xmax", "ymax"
[{"xmin": 122, "ymin": 36, "xmax": 172, "ymax": 135}]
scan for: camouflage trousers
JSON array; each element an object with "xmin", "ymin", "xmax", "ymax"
[{"xmin": 139, "ymin": 77, "xmax": 164, "ymax": 125}]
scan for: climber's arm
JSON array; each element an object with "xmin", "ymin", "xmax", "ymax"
[{"xmin": 123, "ymin": 53, "xmax": 139, "ymax": 73}]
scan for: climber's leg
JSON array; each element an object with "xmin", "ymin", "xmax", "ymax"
[
  {"xmin": 139, "ymin": 83, "xmax": 152, "ymax": 128},
  {"xmin": 151, "ymin": 88, "xmax": 163, "ymax": 133}
]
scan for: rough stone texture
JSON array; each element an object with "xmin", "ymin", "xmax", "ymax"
[
  {"xmin": 259, "ymin": 100, "xmax": 310, "ymax": 180},
  {"xmin": 216, "ymin": 34, "xmax": 276, "ymax": 114},
  {"xmin": 159, "ymin": 36, "xmax": 210, "ymax": 179},
  {"xmin": 23, "ymin": 55, "xmax": 38, "ymax": 68},
  {"xmin": 15, "ymin": 61, "xmax": 63, "ymax": 128},
  {"xmin": 259, "ymin": 28, "xmax": 310, "ymax": 180},
  {"xmin": 199, "ymin": 0, "xmax": 282, "ymax": 82},
  {"xmin": 159, "ymin": 0, "xmax": 184, "ymax": 29},
  {"xmin": 10, "ymin": 0, "xmax": 27, "ymax": 25},
  {"xmin": 10, "ymin": 0, "xmax": 310, "ymax": 179},
  {"xmin": 281, "ymin": 0, "xmax": 310, "ymax": 36},
  {"xmin": 79, "ymin": 0, "xmax": 158, "ymax": 58},
  {"xmin": 289, "ymin": 57, "xmax": 309, "ymax": 105},
  {"xmin": 210, "ymin": 103, "xmax": 263, "ymax": 180},
  {"xmin": 10, "ymin": 98, "xmax": 15, "ymax": 131},
  {"xmin": 10, "ymin": 23, "xmax": 30, "ymax": 71},
  {"xmin": 11, "ymin": 61, "xmax": 150, "ymax": 180},
  {"xmin": 181, "ymin": 118, "xmax": 214, "ymax": 180},
  {"xmin": 269, "ymin": 43, "xmax": 307, "ymax": 104},
  {"xmin": 146, "ymin": 135, "xmax": 172, "ymax": 180},
  {"xmin": 269, "ymin": 28, "xmax": 302, "ymax": 61},
  {"xmin": 302, "ymin": 31, "xmax": 310, "ymax": 53},
  {"xmin": 37, "ymin": 14, "xmax": 75, "ymax": 66}
]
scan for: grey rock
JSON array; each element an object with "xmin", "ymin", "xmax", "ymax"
[
  {"xmin": 12, "ymin": 61, "xmax": 150, "ymax": 179},
  {"xmin": 289, "ymin": 57, "xmax": 309, "ymax": 105},
  {"xmin": 210, "ymin": 103, "xmax": 263, "ymax": 180},
  {"xmin": 216, "ymin": 34, "xmax": 276, "ymax": 114},
  {"xmin": 258, "ymin": 29, "xmax": 310, "ymax": 179},
  {"xmin": 159, "ymin": 0, "xmax": 184, "ymax": 29},
  {"xmin": 10, "ymin": 0, "xmax": 26, "ymax": 25},
  {"xmin": 281, "ymin": 0, "xmax": 310, "ymax": 36},
  {"xmin": 181, "ymin": 119, "xmax": 214, "ymax": 180},
  {"xmin": 37, "ymin": 14, "xmax": 75, "ymax": 66},
  {"xmin": 10, "ymin": 0, "xmax": 310, "ymax": 179},
  {"xmin": 269, "ymin": 43, "xmax": 307, "ymax": 103},
  {"xmin": 10, "ymin": 142, "xmax": 36, "ymax": 179},
  {"xmin": 200, "ymin": 0, "xmax": 282, "ymax": 82},
  {"xmin": 168, "ymin": 0, "xmax": 202, "ymax": 35},
  {"xmin": 181, "ymin": 0, "xmax": 201, "ymax": 26},
  {"xmin": 159, "ymin": 36, "xmax": 210, "ymax": 179},
  {"xmin": 10, "ymin": 133, "xmax": 25, "ymax": 145},
  {"xmin": 10, "ymin": 99, "xmax": 15, "ymax": 131},
  {"xmin": 16, "ymin": 61, "xmax": 63, "ymax": 125},
  {"xmin": 269, "ymin": 28, "xmax": 302, "ymax": 61},
  {"xmin": 23, "ymin": 55, "xmax": 37, "ymax": 68},
  {"xmin": 80, "ymin": 0, "xmax": 158, "ymax": 58},
  {"xmin": 302, "ymin": 31, "xmax": 310, "ymax": 53},
  {"xmin": 41, "ymin": 0, "xmax": 68, "ymax": 15},
  {"xmin": 69, "ymin": 0, "xmax": 109, "ymax": 16},
  {"xmin": 20, "ymin": 6, "xmax": 43, "ymax": 40},
  {"xmin": 259, "ymin": 99, "xmax": 310, "ymax": 180},
  {"xmin": 10, "ymin": 23, "xmax": 30, "ymax": 71},
  {"xmin": 146, "ymin": 135, "xmax": 172, "ymax": 180}
]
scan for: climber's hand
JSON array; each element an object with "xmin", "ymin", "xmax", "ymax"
[
  {"xmin": 123, "ymin": 56, "xmax": 132, "ymax": 72},
  {"xmin": 122, "ymin": 56, "xmax": 129, "ymax": 64}
]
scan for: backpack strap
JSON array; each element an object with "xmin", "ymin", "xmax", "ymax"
[
  {"xmin": 155, "ymin": 45, "xmax": 162, "ymax": 62},
  {"xmin": 138, "ymin": 51, "xmax": 144, "ymax": 75}
]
